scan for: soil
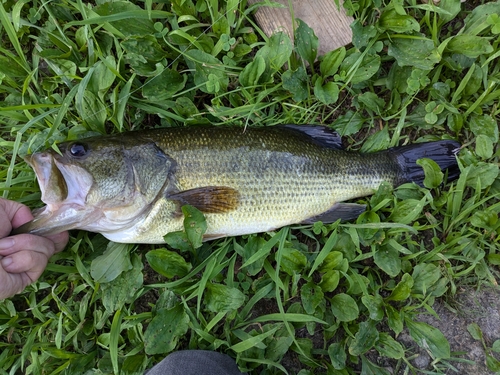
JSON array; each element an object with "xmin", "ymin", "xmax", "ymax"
[{"xmin": 405, "ymin": 286, "xmax": 500, "ymax": 375}]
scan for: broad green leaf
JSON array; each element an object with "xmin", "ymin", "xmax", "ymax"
[
  {"xmin": 319, "ymin": 269, "xmax": 340, "ymax": 292},
  {"xmin": 386, "ymin": 305, "xmax": 404, "ymax": 335},
  {"xmin": 357, "ymin": 211, "xmax": 382, "ymax": 245},
  {"xmin": 205, "ymin": 283, "xmax": 245, "ymax": 313},
  {"xmin": 295, "ymin": 19, "xmax": 318, "ymax": 66},
  {"xmin": 0, "ymin": 54, "xmax": 26, "ymax": 78},
  {"xmin": 349, "ymin": 320, "xmax": 379, "ymax": 355},
  {"xmin": 469, "ymin": 114, "xmax": 499, "ymax": 142},
  {"xmin": 331, "ymin": 293, "xmax": 359, "ymax": 322},
  {"xmin": 463, "ymin": 2, "xmax": 500, "ymax": 36},
  {"xmin": 282, "ymin": 66, "xmax": 309, "ymax": 102},
  {"xmin": 370, "ymin": 182, "xmax": 393, "ymax": 209},
  {"xmin": 153, "ymin": 291, "xmax": 179, "ymax": 314},
  {"xmin": 171, "ymin": 0, "xmax": 196, "ymax": 17},
  {"xmin": 239, "ymin": 55, "xmax": 266, "ymax": 87},
  {"xmin": 375, "ymin": 333, "xmax": 404, "ymax": 359},
  {"xmin": 234, "ymin": 235, "xmax": 267, "ymax": 276},
  {"xmin": 328, "ymin": 342, "xmax": 347, "ymax": 370},
  {"xmin": 122, "ymin": 355, "xmax": 148, "ymax": 373},
  {"xmin": 184, "ymin": 49, "xmax": 228, "ymax": 93},
  {"xmin": 144, "ymin": 305, "xmax": 189, "ymax": 354},
  {"xmin": 446, "ymin": 35, "xmax": 493, "ymax": 58},
  {"xmin": 320, "ymin": 47, "xmax": 346, "ymax": 77},
  {"xmin": 101, "ymin": 254, "xmax": 143, "ymax": 312},
  {"xmin": 233, "ymin": 43, "xmax": 252, "ymax": 57},
  {"xmin": 351, "ymin": 20, "xmax": 377, "ymax": 49},
  {"xmin": 467, "ymin": 323, "xmax": 483, "ymax": 341},
  {"xmin": 182, "ymin": 205, "xmax": 207, "ymax": 249},
  {"xmin": 121, "ymin": 35, "xmax": 167, "ymax": 62},
  {"xmin": 333, "ymin": 110, "xmax": 365, "ymax": 136},
  {"xmin": 78, "ymin": 90, "xmax": 107, "ymax": 133},
  {"xmin": 439, "ymin": 0, "xmax": 462, "ymax": 23},
  {"xmin": 492, "ymin": 340, "xmax": 500, "ymax": 353},
  {"xmin": 388, "ymin": 197, "xmax": 426, "ymax": 225},
  {"xmin": 387, "ymin": 273, "xmax": 414, "ymax": 301},
  {"xmin": 379, "ymin": 9, "xmax": 420, "ymax": 33},
  {"xmin": 405, "ymin": 319, "xmax": 450, "ymax": 359},
  {"xmin": 164, "ymin": 231, "xmax": 191, "ymax": 252},
  {"xmin": 90, "ymin": 242, "xmax": 133, "ymax": 283},
  {"xmin": 314, "ymin": 79, "xmax": 339, "ymax": 105},
  {"xmin": 280, "ymin": 247, "xmax": 307, "ymax": 275},
  {"xmin": 357, "ymin": 92, "xmax": 385, "ymax": 115},
  {"xmin": 301, "ymin": 282, "xmax": 324, "ymax": 315},
  {"xmin": 57, "ymin": 59, "xmax": 78, "ymax": 79},
  {"xmin": 265, "ymin": 32, "xmax": 294, "ymax": 70},
  {"xmin": 416, "ymin": 158, "xmax": 444, "ymax": 189},
  {"xmin": 319, "ymin": 251, "xmax": 344, "ymax": 273},
  {"xmin": 411, "ymin": 263, "xmax": 441, "ymax": 295},
  {"xmin": 266, "ymin": 336, "xmax": 294, "ymax": 362},
  {"xmin": 142, "ymin": 68, "xmax": 186, "ymax": 101},
  {"xmin": 121, "ymin": 35, "xmax": 167, "ymax": 76},
  {"xmin": 488, "ymin": 254, "xmax": 500, "ymax": 266},
  {"xmin": 175, "ymin": 97, "xmax": 199, "ymax": 118},
  {"xmin": 464, "ymin": 163, "xmax": 499, "ymax": 189},
  {"xmin": 341, "ymin": 52, "xmax": 381, "ymax": 84},
  {"xmin": 146, "ymin": 248, "xmax": 192, "ymax": 278},
  {"xmin": 471, "ymin": 210, "xmax": 498, "ymax": 229},
  {"xmin": 93, "ymin": 2, "xmax": 156, "ymax": 37},
  {"xmin": 361, "ymin": 356, "xmax": 391, "ymax": 375},
  {"xmin": 255, "ymin": 31, "xmax": 292, "ymax": 80},
  {"xmin": 361, "ymin": 294, "xmax": 384, "ymax": 321},
  {"xmin": 487, "ymin": 354, "xmax": 500, "ymax": 372},
  {"xmin": 388, "ymin": 38, "xmax": 440, "ymax": 70},
  {"xmin": 475, "ymin": 134, "xmax": 493, "ymax": 159},
  {"xmin": 360, "ymin": 127, "xmax": 390, "ymax": 152}
]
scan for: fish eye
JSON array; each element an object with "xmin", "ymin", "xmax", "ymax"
[{"xmin": 69, "ymin": 142, "xmax": 88, "ymax": 157}]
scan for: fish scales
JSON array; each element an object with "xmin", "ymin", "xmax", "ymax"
[
  {"xmin": 117, "ymin": 127, "xmax": 400, "ymax": 242},
  {"xmin": 12, "ymin": 126, "xmax": 460, "ymax": 243}
]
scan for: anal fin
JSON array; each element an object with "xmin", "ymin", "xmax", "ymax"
[
  {"xmin": 168, "ymin": 186, "xmax": 240, "ymax": 214},
  {"xmin": 302, "ymin": 203, "xmax": 366, "ymax": 224}
]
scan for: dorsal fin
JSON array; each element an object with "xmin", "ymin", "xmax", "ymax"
[
  {"xmin": 168, "ymin": 186, "xmax": 240, "ymax": 214},
  {"xmin": 281, "ymin": 125, "xmax": 343, "ymax": 149}
]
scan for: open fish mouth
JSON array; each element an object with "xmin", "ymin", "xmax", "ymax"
[
  {"xmin": 25, "ymin": 153, "xmax": 69, "ymax": 205},
  {"xmin": 14, "ymin": 152, "xmax": 96, "ymax": 236}
]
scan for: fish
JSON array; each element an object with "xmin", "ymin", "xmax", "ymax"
[{"xmin": 12, "ymin": 125, "xmax": 460, "ymax": 243}]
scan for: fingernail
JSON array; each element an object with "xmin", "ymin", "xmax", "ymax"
[
  {"xmin": 1, "ymin": 257, "xmax": 13, "ymax": 267},
  {"xmin": 0, "ymin": 238, "xmax": 15, "ymax": 249}
]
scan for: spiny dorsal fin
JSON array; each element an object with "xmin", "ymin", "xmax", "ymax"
[
  {"xmin": 281, "ymin": 125, "xmax": 343, "ymax": 149},
  {"xmin": 169, "ymin": 186, "xmax": 240, "ymax": 213}
]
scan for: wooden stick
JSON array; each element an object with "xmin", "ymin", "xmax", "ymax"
[{"xmin": 247, "ymin": 0, "xmax": 353, "ymax": 56}]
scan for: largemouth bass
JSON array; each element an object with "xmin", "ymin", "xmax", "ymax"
[{"xmin": 13, "ymin": 125, "xmax": 460, "ymax": 243}]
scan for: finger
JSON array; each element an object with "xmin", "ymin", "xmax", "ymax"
[
  {"xmin": 0, "ymin": 198, "xmax": 34, "ymax": 237},
  {"xmin": 0, "ymin": 250, "xmax": 49, "ymax": 282},
  {"xmin": 46, "ymin": 231, "xmax": 70, "ymax": 253},
  {"xmin": 10, "ymin": 205, "xmax": 34, "ymax": 229},
  {"xmin": 0, "ymin": 234, "xmax": 57, "ymax": 258}
]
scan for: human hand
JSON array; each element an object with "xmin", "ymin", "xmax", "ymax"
[{"xmin": 0, "ymin": 198, "xmax": 69, "ymax": 300}]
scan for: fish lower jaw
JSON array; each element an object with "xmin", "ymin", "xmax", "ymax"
[{"xmin": 100, "ymin": 227, "xmax": 172, "ymax": 244}]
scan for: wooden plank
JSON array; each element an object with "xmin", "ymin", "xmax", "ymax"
[{"xmin": 247, "ymin": 0, "xmax": 353, "ymax": 56}]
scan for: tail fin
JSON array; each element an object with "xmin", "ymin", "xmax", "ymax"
[{"xmin": 389, "ymin": 140, "xmax": 461, "ymax": 187}]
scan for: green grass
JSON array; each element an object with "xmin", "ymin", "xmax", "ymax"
[{"xmin": 1, "ymin": 0, "xmax": 500, "ymax": 374}]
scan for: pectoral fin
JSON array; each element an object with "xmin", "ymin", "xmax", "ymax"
[
  {"xmin": 169, "ymin": 186, "xmax": 240, "ymax": 213},
  {"xmin": 302, "ymin": 203, "xmax": 366, "ymax": 224}
]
